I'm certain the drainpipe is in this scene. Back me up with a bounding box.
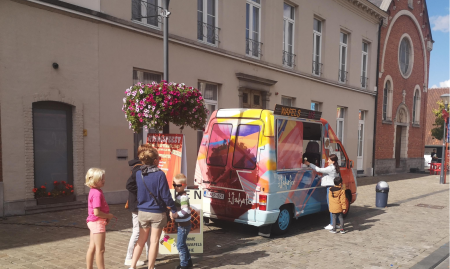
[372,18,383,176]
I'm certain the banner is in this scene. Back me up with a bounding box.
[147,134,187,188]
[159,189,203,254]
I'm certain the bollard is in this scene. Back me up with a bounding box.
[375,181,389,208]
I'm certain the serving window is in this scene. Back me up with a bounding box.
[276,119,322,170]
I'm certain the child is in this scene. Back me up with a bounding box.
[328,177,347,234]
[85,168,115,269]
[171,173,194,269]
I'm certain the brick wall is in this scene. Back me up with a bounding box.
[375,0,431,163]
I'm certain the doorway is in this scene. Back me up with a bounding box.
[395,125,402,168]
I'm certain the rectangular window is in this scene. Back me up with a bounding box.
[246,0,262,58]
[311,101,321,111]
[357,110,365,157]
[339,32,348,83]
[207,124,232,166]
[361,42,368,88]
[312,18,322,76]
[197,0,218,45]
[233,125,260,169]
[281,96,294,107]
[133,69,162,85]
[197,81,219,152]
[336,107,345,144]
[133,69,162,158]
[132,0,161,28]
[283,3,295,67]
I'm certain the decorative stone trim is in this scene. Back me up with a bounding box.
[23,90,84,202]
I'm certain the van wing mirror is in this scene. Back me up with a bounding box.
[349,160,353,169]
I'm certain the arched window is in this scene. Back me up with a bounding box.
[383,80,392,121]
[412,87,421,124]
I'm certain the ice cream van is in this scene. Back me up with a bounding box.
[194,105,357,236]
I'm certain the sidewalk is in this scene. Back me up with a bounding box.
[0,172,448,268]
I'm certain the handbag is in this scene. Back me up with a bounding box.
[140,173,171,221]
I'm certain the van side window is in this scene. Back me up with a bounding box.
[276,119,304,169]
[232,125,260,169]
[302,122,322,166]
[207,124,232,166]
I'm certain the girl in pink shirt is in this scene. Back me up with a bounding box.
[85,168,115,269]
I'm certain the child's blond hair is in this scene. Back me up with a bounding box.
[85,168,105,188]
[173,173,187,184]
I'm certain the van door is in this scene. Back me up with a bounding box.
[205,122,261,222]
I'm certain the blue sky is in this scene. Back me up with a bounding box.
[428,0,450,88]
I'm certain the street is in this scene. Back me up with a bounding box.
[0,173,448,269]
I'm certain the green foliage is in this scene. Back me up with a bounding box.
[431,100,446,141]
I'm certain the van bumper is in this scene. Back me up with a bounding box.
[204,209,280,227]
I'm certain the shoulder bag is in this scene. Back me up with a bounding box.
[140,173,171,221]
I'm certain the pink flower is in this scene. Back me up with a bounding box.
[139,118,143,122]
[199,96,203,100]
[138,113,142,117]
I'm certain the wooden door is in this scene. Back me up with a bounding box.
[395,125,402,168]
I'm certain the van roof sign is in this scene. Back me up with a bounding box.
[274,104,322,120]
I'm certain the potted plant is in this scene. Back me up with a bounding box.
[122,81,208,133]
[33,181,75,205]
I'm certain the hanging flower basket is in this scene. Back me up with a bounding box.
[122,81,209,133]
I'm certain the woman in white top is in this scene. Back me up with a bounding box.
[304,154,341,230]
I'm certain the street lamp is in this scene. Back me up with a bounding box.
[439,93,450,184]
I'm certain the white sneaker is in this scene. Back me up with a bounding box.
[324,224,333,230]
[124,259,144,266]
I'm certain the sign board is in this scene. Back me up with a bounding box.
[159,189,203,254]
[274,104,322,121]
[147,134,187,188]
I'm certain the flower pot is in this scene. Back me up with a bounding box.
[36,194,75,205]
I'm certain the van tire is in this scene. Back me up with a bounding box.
[272,205,293,235]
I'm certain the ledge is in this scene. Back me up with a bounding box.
[382,120,393,124]
[412,123,420,128]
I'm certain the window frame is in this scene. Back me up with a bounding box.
[246,0,262,59]
[131,0,162,30]
[311,101,321,112]
[197,0,219,46]
[197,81,219,152]
[338,32,348,83]
[281,96,294,107]
[206,123,233,167]
[412,86,421,125]
[283,3,295,68]
[361,42,369,88]
[312,18,323,76]
[382,77,394,122]
[336,107,345,144]
[398,34,414,79]
[232,124,261,170]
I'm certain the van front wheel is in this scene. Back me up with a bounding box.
[272,205,293,235]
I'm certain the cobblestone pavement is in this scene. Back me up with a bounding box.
[0,173,448,269]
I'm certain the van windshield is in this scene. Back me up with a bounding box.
[232,125,260,169]
[207,124,232,166]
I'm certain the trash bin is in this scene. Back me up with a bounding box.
[375,181,389,208]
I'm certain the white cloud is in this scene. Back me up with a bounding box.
[431,79,450,89]
[430,15,450,33]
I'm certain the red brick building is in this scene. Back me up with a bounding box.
[369,0,433,174]
[424,87,450,161]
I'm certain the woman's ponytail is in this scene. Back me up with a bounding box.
[329,154,340,175]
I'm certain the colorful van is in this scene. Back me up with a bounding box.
[194,106,357,236]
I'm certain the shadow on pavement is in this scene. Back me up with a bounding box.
[357,173,433,187]
[158,250,269,269]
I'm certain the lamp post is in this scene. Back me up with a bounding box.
[161,0,170,82]
[439,93,450,184]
